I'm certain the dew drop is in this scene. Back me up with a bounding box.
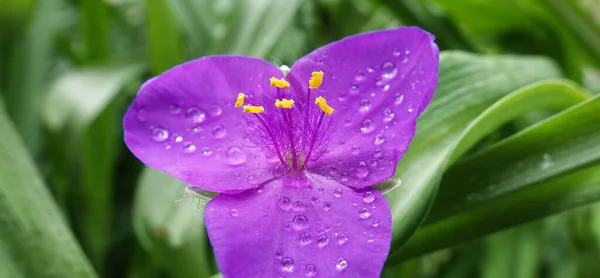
[372,220,380,227]
[169,104,182,114]
[374,134,386,145]
[335,257,348,270]
[292,215,309,229]
[383,84,390,92]
[183,142,196,153]
[152,128,169,142]
[226,147,247,165]
[275,250,283,259]
[317,236,329,247]
[293,201,305,211]
[185,107,207,123]
[192,124,203,133]
[305,264,317,277]
[333,189,343,198]
[368,234,376,242]
[351,145,360,156]
[373,149,383,158]
[212,125,227,139]
[356,162,369,178]
[393,49,401,56]
[210,105,222,116]
[281,257,294,272]
[367,67,374,73]
[383,109,395,122]
[359,99,371,113]
[337,233,348,245]
[381,62,398,79]
[355,71,366,82]
[359,207,371,219]
[323,201,332,211]
[349,84,359,94]
[360,119,375,134]
[363,191,375,203]
[201,147,212,156]
[299,233,311,245]
[407,105,415,113]
[229,209,238,217]
[279,197,291,210]
[174,135,183,143]
[394,93,405,105]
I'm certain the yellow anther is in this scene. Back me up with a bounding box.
[270,77,290,88]
[309,71,324,89]
[315,96,334,115]
[235,93,246,108]
[243,105,264,113]
[275,98,295,109]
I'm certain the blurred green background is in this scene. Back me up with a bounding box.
[2,0,600,277]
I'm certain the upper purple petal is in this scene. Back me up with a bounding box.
[123,56,285,193]
[204,173,391,278]
[289,27,439,188]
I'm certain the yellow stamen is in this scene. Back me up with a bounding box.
[235,93,246,108]
[243,105,264,113]
[270,77,290,88]
[275,98,295,109]
[309,71,324,89]
[315,96,334,115]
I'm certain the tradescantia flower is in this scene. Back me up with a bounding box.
[124,27,438,277]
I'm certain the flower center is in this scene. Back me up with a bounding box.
[233,70,334,174]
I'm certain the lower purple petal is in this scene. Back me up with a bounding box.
[205,173,391,277]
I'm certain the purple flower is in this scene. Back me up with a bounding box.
[124,27,438,277]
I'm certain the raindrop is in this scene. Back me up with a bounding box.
[226,147,247,165]
[355,71,366,82]
[323,201,332,211]
[338,93,347,102]
[333,189,343,198]
[541,153,553,169]
[381,62,398,79]
[299,233,311,245]
[363,191,375,203]
[275,250,283,259]
[174,135,183,143]
[279,197,291,210]
[183,142,196,153]
[360,119,375,134]
[229,209,238,217]
[165,144,171,150]
[373,149,383,158]
[337,233,348,245]
[192,124,203,133]
[292,215,309,229]
[305,264,317,277]
[359,99,371,112]
[356,162,369,178]
[367,67,374,73]
[368,234,375,242]
[335,257,348,270]
[372,220,380,227]
[351,145,360,156]
[393,49,401,56]
[383,84,390,92]
[350,84,359,94]
[293,201,305,211]
[186,107,207,123]
[152,128,169,142]
[281,257,294,272]
[210,105,222,116]
[317,236,329,247]
[341,171,349,182]
[201,147,212,156]
[407,105,415,113]
[212,125,227,138]
[383,109,395,122]
[359,207,371,219]
[169,104,182,114]
[394,93,404,105]
[374,135,386,145]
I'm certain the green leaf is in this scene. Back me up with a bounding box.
[133,168,213,278]
[386,51,563,258]
[391,93,600,261]
[0,102,96,277]
[147,0,182,74]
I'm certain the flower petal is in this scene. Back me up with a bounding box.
[289,27,439,187]
[124,56,285,193]
[205,173,391,277]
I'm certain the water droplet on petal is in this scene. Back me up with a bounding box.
[374,134,386,145]
[293,201,305,211]
[394,93,404,105]
[337,233,348,245]
[363,191,375,203]
[351,145,360,156]
[383,84,390,91]
[210,105,222,116]
[356,162,369,178]
[359,99,371,113]
[229,209,238,217]
[333,189,343,198]
[324,224,332,231]
[355,71,366,82]
[305,264,317,277]
[373,220,380,227]
[186,107,207,123]
[192,124,203,133]
[275,250,283,259]
[350,84,359,94]
[359,207,371,219]
[383,109,395,122]
[373,149,383,158]
[201,147,212,156]
[408,105,415,113]
[212,125,227,139]
[279,197,291,210]
[281,257,294,272]
[317,236,329,247]
[393,49,401,56]
[152,128,169,142]
[169,104,182,114]
[368,234,375,242]
[299,233,311,245]
[335,257,348,270]
[323,201,332,211]
[183,142,196,153]
[292,215,309,229]
[382,62,397,79]
[360,119,375,134]
[174,135,183,143]
[226,147,247,165]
